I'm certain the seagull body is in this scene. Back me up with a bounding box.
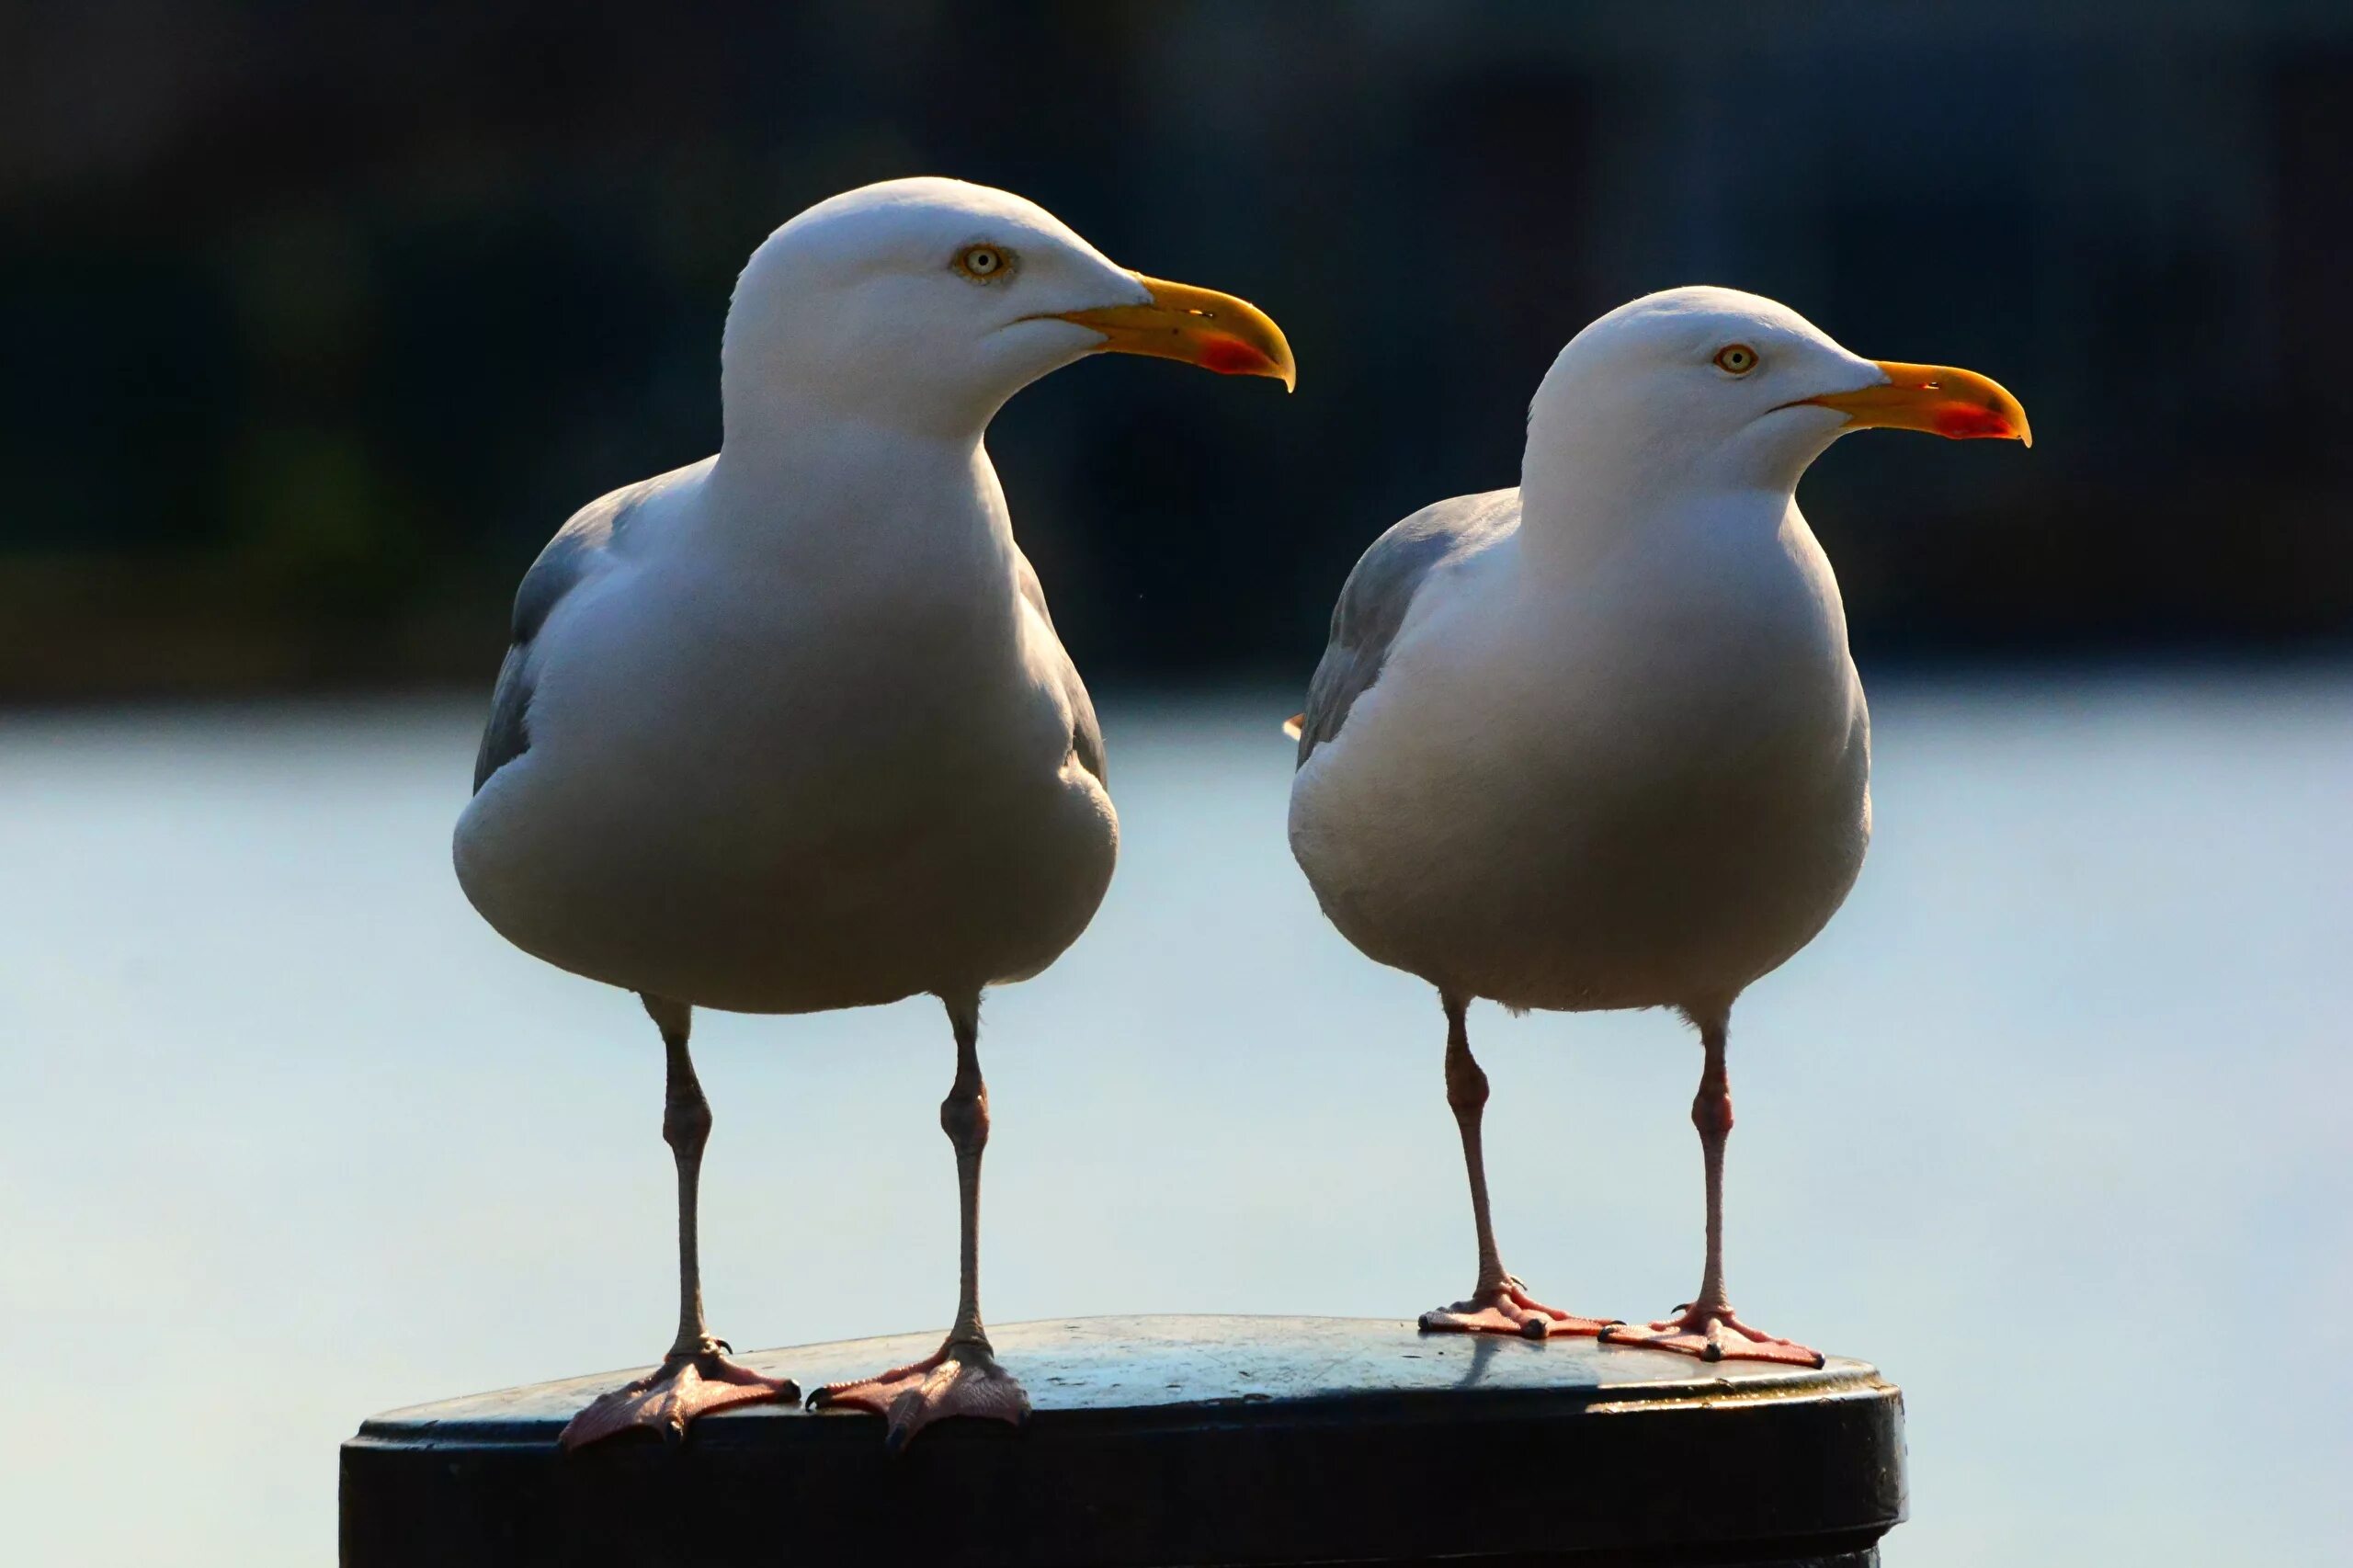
[454,177,1292,1449]
[1291,483,1867,1016]
[1290,287,2026,1358]
[457,438,1112,1017]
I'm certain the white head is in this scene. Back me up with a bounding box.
[1523,285,2029,518]
[720,176,1293,444]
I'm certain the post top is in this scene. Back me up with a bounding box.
[366,1313,1878,1435]
[345,1315,1905,1568]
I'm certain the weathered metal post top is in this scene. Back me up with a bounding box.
[341,1315,1904,1567]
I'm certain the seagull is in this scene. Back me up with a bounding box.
[454,176,1293,1449]
[1287,287,2026,1362]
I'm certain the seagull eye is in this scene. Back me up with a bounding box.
[1713,344,1758,374]
[953,244,1012,282]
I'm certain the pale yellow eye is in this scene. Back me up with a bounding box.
[953,244,1011,281]
[1714,344,1758,374]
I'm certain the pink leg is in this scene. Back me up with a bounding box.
[1602,1011,1822,1368]
[809,992,1028,1450]
[1420,994,1615,1341]
[560,998,799,1449]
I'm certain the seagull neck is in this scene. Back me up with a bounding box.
[704,419,1012,570]
[1518,442,1798,575]
[722,358,1005,451]
[720,381,994,460]
[714,412,988,499]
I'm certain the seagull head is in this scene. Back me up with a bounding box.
[721,176,1294,441]
[1524,285,2029,509]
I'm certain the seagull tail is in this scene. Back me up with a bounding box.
[1281,713,1304,741]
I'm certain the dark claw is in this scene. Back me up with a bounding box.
[1518,1316,1548,1341]
[1699,1343,1723,1363]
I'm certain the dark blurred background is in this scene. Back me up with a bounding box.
[6,0,2350,699]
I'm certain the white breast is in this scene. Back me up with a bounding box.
[455,444,1117,1015]
[1290,498,1870,1013]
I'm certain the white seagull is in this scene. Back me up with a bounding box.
[455,177,1293,1449]
[1287,287,2026,1362]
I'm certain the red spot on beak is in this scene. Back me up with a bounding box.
[1199,335,1272,377]
[1933,403,2018,440]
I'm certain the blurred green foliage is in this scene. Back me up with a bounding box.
[4,1,2349,697]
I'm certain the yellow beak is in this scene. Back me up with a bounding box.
[1794,360,2031,448]
[1052,274,1296,392]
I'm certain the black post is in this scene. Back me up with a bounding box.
[341,1315,1904,1567]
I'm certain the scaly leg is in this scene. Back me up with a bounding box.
[560,996,799,1449]
[1602,1009,1822,1367]
[809,991,1029,1449]
[1420,993,1614,1341]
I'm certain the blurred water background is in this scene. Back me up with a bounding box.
[2,677,2347,1565]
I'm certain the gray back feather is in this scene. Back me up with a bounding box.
[472,478,655,791]
[1295,488,1520,767]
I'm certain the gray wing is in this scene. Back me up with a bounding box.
[471,480,652,792]
[1295,488,1520,767]
[1017,551,1107,786]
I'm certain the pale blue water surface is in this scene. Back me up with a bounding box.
[1,672,2347,1565]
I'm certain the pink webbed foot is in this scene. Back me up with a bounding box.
[1600,1303,1824,1367]
[807,1335,1029,1452]
[1419,1277,1618,1341]
[558,1345,800,1450]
